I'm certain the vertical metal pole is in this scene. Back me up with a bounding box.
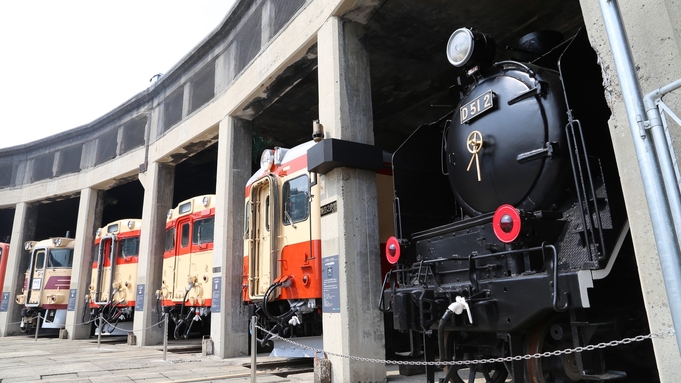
[163,313,169,361]
[251,316,257,382]
[98,312,102,348]
[34,314,40,342]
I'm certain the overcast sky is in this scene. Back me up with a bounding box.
[0,1,236,149]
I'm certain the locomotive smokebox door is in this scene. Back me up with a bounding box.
[447,64,568,216]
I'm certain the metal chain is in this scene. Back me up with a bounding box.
[255,325,673,366]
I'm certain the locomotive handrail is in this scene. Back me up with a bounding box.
[565,119,607,263]
[493,60,536,77]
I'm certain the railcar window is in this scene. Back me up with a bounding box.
[266,195,270,231]
[119,237,140,258]
[181,222,190,248]
[48,249,73,268]
[283,175,309,225]
[165,228,176,251]
[193,217,215,245]
[244,201,250,238]
[34,250,46,269]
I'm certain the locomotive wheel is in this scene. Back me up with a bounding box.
[443,331,508,383]
[526,317,603,383]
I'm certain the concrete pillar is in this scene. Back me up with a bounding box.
[317,16,385,382]
[65,188,103,339]
[578,1,681,381]
[0,202,38,336]
[210,116,252,358]
[134,162,175,346]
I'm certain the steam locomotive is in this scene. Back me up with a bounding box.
[15,236,74,334]
[381,28,657,382]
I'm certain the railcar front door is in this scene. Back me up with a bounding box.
[26,249,46,307]
[248,175,279,301]
[173,218,192,303]
[94,236,116,304]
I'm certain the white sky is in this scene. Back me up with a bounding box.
[0,0,236,149]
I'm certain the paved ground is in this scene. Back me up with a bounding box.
[0,335,449,382]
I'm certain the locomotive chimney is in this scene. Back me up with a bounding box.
[312,120,324,142]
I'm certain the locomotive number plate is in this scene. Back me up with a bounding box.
[460,90,494,124]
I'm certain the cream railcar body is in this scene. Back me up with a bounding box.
[16,237,74,333]
[157,195,215,339]
[88,219,142,335]
[243,140,394,356]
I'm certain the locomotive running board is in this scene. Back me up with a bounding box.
[412,212,494,241]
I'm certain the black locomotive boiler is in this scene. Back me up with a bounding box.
[381,28,657,382]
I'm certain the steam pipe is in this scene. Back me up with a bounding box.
[599,0,681,354]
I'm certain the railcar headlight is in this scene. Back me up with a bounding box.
[24,242,34,251]
[127,220,134,229]
[446,28,496,68]
[96,228,101,236]
[167,209,173,220]
[53,238,62,246]
[260,149,275,170]
[273,147,289,166]
[202,196,210,207]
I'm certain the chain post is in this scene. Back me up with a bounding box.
[34,315,40,342]
[97,312,102,348]
[251,316,257,382]
[163,312,169,361]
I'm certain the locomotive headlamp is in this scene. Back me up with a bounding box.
[446,28,496,68]
[493,204,521,243]
[260,149,275,170]
[386,236,401,265]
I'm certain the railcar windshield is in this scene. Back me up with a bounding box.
[193,217,214,245]
[119,237,140,258]
[165,227,176,251]
[283,175,309,225]
[47,249,73,268]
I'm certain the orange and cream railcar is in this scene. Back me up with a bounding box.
[243,140,394,356]
[0,242,9,299]
[157,195,215,339]
[15,236,74,334]
[88,219,142,335]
